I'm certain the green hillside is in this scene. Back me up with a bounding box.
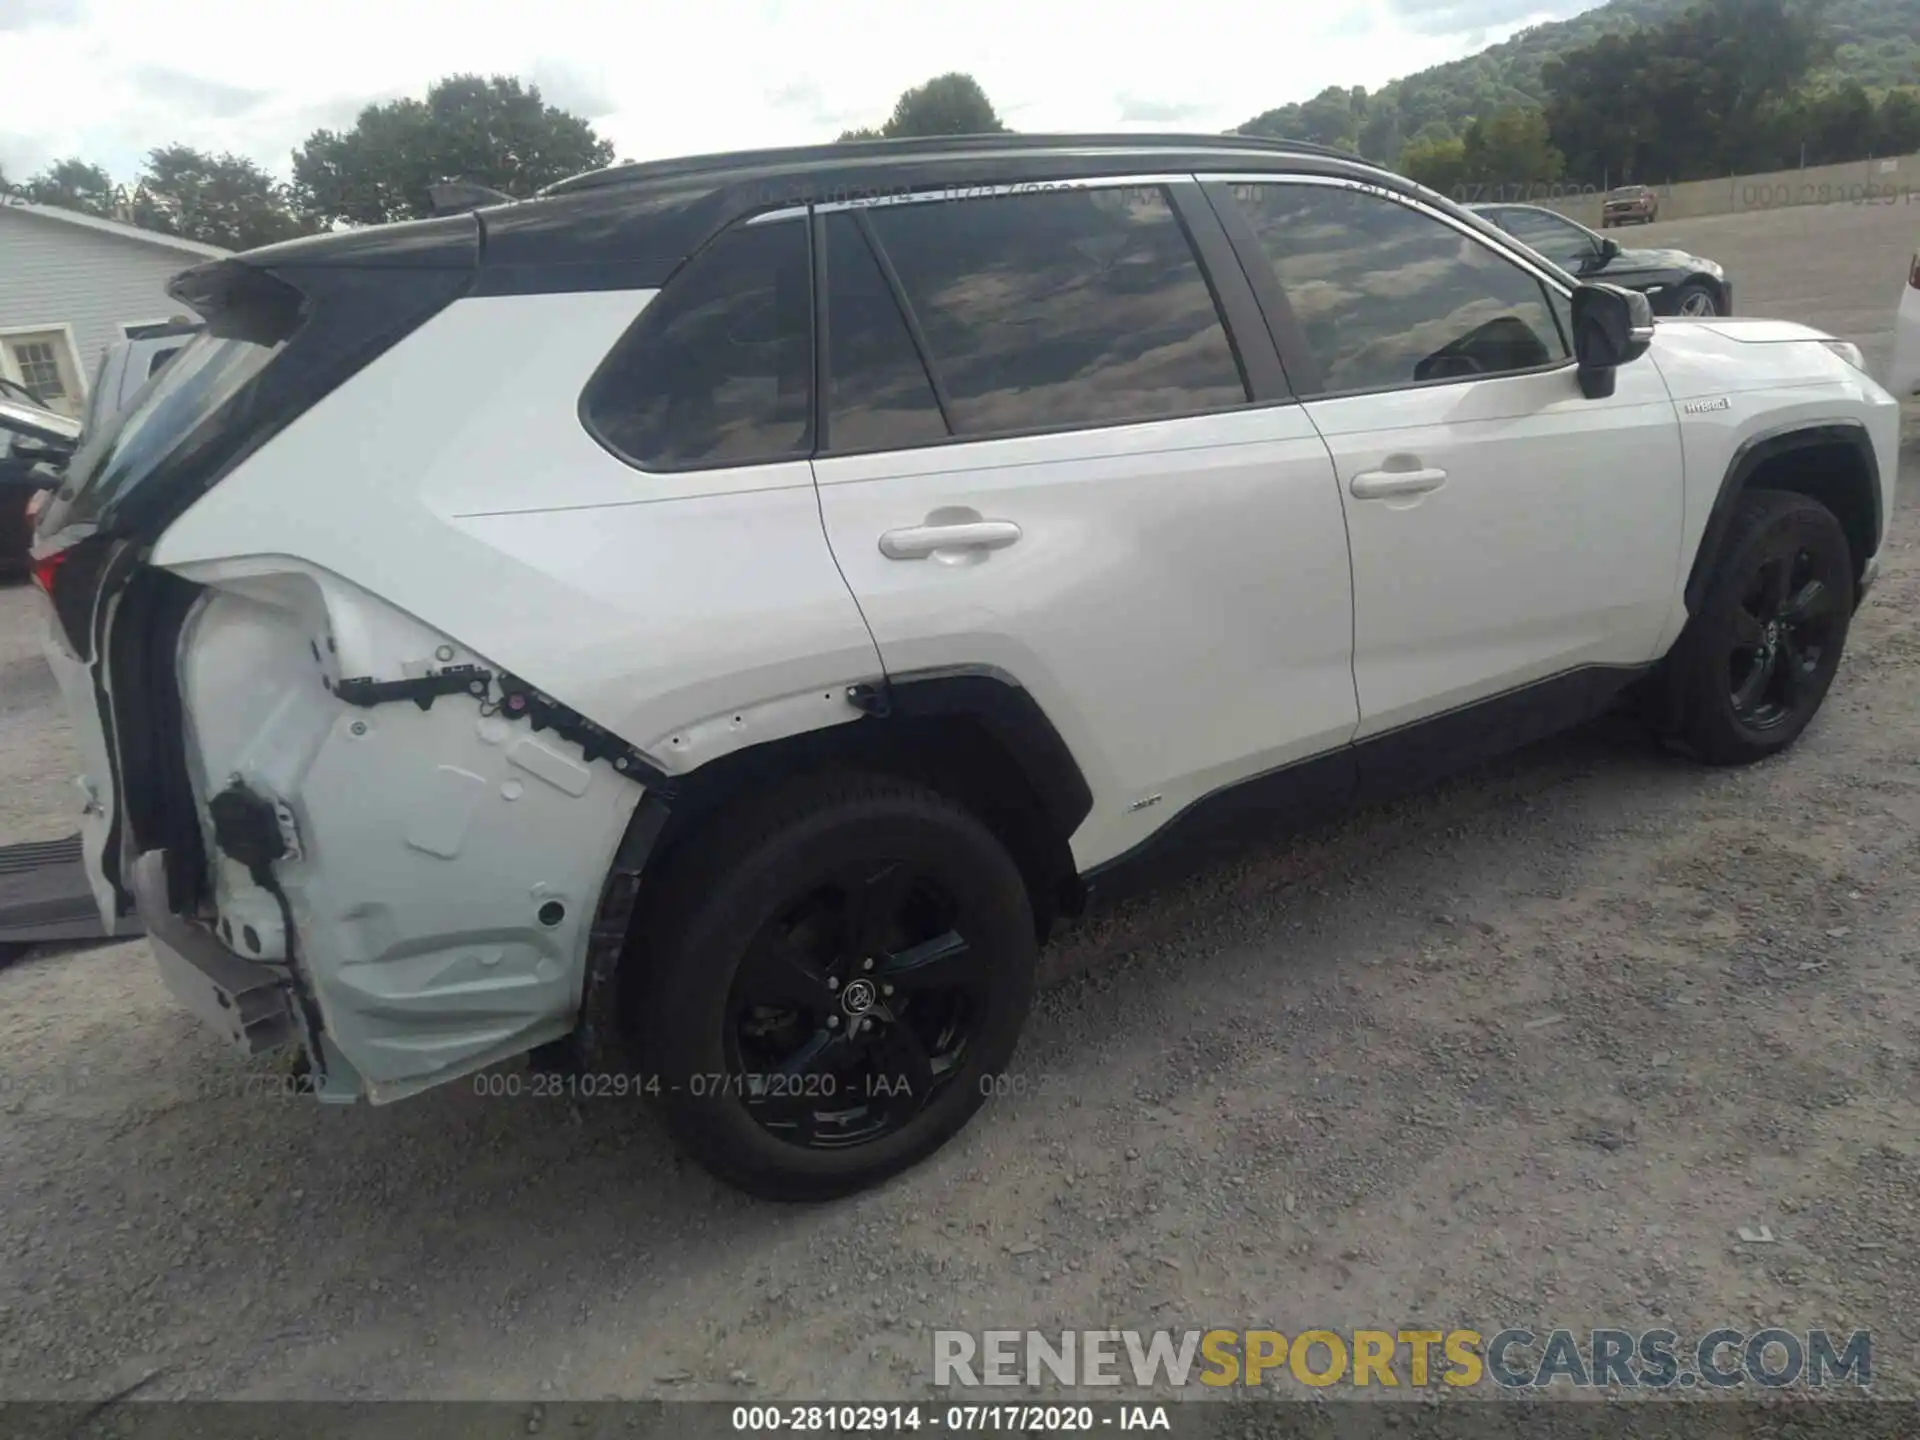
[1239,0,1920,160]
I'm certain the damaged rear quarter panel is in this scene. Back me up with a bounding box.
[145,290,886,763]
[171,558,642,1099]
[145,289,887,1097]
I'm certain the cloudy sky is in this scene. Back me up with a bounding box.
[1,0,1594,185]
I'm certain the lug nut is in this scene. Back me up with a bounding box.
[828,977,840,990]
[827,1015,840,1028]
[882,984,894,996]
[863,958,874,971]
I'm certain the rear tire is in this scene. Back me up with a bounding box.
[638,772,1037,1201]
[1662,489,1854,766]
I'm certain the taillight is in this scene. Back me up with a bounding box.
[30,535,112,659]
[30,547,68,598]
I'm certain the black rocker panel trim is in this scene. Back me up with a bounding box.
[1684,421,1882,615]
[1082,664,1647,908]
[1349,663,1644,808]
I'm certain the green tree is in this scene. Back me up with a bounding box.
[836,73,1008,141]
[1358,104,1405,165]
[1295,86,1364,150]
[1460,106,1567,188]
[130,145,308,251]
[21,158,117,217]
[1399,134,1469,194]
[1805,79,1878,160]
[1242,85,1367,153]
[1543,0,1830,182]
[883,72,1006,137]
[1877,86,1920,153]
[291,74,615,227]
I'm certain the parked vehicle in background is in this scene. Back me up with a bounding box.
[1602,184,1660,226]
[1891,250,1920,401]
[83,322,202,436]
[0,132,1901,1200]
[0,377,64,475]
[0,382,48,581]
[1473,203,1732,316]
[0,330,196,580]
[0,386,79,580]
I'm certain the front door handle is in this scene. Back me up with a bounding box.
[879,519,1023,560]
[1349,467,1448,500]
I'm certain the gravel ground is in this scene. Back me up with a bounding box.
[2,200,1919,1408]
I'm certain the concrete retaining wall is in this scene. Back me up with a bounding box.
[1449,151,1920,226]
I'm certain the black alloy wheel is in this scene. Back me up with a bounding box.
[640,773,1037,1200]
[727,858,983,1149]
[1726,543,1844,732]
[1665,488,1855,765]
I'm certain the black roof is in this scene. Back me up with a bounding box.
[468,131,1408,297]
[232,131,1490,300]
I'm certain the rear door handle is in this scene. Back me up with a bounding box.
[1349,467,1449,500]
[879,520,1023,560]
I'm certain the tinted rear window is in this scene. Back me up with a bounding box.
[584,219,815,470]
[863,186,1248,437]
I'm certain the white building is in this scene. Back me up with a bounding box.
[0,199,227,417]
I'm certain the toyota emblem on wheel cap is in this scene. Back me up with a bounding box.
[840,978,878,1015]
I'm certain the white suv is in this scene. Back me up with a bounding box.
[12,135,1902,1199]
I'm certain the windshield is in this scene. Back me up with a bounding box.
[40,331,280,534]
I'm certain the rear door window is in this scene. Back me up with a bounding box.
[584,218,814,470]
[862,185,1248,438]
[823,213,949,452]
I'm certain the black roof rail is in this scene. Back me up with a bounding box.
[541,130,1370,197]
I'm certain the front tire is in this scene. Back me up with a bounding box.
[1674,279,1721,316]
[1663,489,1854,766]
[638,773,1037,1201]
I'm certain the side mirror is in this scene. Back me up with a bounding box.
[1571,282,1655,399]
[1597,236,1622,266]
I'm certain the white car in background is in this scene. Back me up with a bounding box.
[1893,249,1920,401]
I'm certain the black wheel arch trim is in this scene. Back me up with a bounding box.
[871,666,1095,843]
[1684,420,1882,615]
[561,666,1090,1068]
